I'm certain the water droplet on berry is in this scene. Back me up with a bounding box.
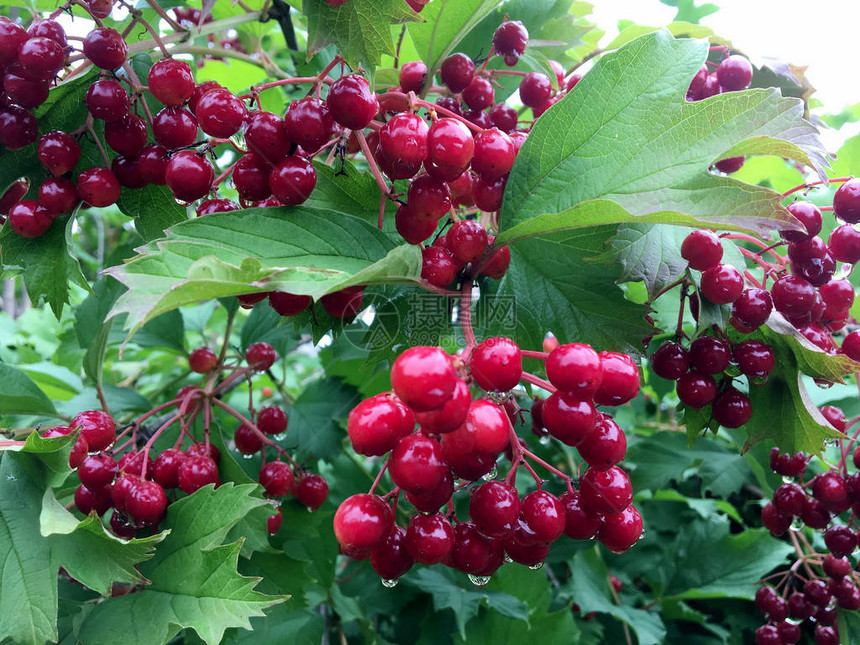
[482,464,498,480]
[815,379,834,389]
[528,562,544,570]
[790,516,804,532]
[381,578,399,588]
[782,475,795,484]
[750,376,769,386]
[274,432,287,441]
[468,574,491,586]
[504,554,513,563]
[539,435,551,446]
[637,530,646,541]
[242,454,253,460]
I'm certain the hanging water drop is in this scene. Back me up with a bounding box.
[528,561,544,570]
[539,435,551,446]
[381,578,399,588]
[483,464,498,480]
[504,554,513,563]
[468,575,491,586]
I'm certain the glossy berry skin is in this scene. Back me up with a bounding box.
[188,347,217,373]
[676,371,717,409]
[472,174,506,212]
[82,28,127,70]
[812,471,848,503]
[842,330,860,362]
[138,144,170,185]
[75,484,112,516]
[488,103,518,133]
[148,58,195,107]
[388,434,447,494]
[427,118,474,171]
[448,522,496,574]
[333,494,393,552]
[380,113,429,166]
[822,406,847,432]
[37,131,81,177]
[700,263,743,304]
[519,72,552,108]
[76,167,121,208]
[594,352,639,406]
[405,470,453,513]
[177,455,219,494]
[650,341,689,380]
[196,198,239,216]
[447,220,488,263]
[370,526,414,580]
[471,128,516,180]
[326,74,378,130]
[78,453,117,489]
[470,337,522,392]
[407,174,451,221]
[0,179,29,215]
[439,53,475,93]
[577,413,627,471]
[715,55,752,91]
[541,391,597,446]
[165,151,213,202]
[269,156,316,206]
[18,37,64,80]
[734,340,775,379]
[421,246,458,288]
[293,474,329,510]
[560,490,602,539]
[126,480,168,525]
[321,286,364,318]
[8,201,52,238]
[257,406,288,435]
[833,178,860,224]
[399,60,427,93]
[711,388,752,428]
[714,157,744,173]
[0,105,38,150]
[470,480,520,537]
[405,512,455,565]
[598,504,642,553]
[284,97,335,152]
[492,21,529,59]
[266,291,309,317]
[85,79,129,121]
[242,342,275,372]
[771,274,815,319]
[348,393,413,456]
[480,240,512,281]
[689,336,731,374]
[545,342,603,398]
[828,223,860,264]
[580,466,633,515]
[152,107,199,148]
[111,473,136,513]
[681,230,723,270]
[521,490,565,543]
[233,153,272,201]
[233,424,263,455]
[194,88,246,138]
[390,346,457,412]
[259,461,293,497]
[267,509,283,535]
[71,410,116,452]
[824,525,856,558]
[0,21,28,65]
[730,288,773,333]
[153,448,187,489]
[782,200,822,242]
[462,76,494,111]
[245,111,290,164]
[444,399,510,457]
[413,379,470,434]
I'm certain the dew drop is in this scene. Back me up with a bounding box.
[814,378,835,390]
[539,435,551,446]
[242,453,253,460]
[782,475,795,484]
[483,464,498,481]
[381,578,399,588]
[790,516,804,532]
[468,575,491,587]
[637,530,646,541]
[504,554,513,563]
[274,432,287,441]
[528,561,544,570]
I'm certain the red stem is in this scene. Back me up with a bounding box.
[520,371,557,393]
[782,176,854,198]
[521,447,572,483]
[459,280,478,351]
[521,350,549,360]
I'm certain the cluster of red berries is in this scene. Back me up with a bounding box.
[324,0,430,10]
[41,339,327,540]
[687,52,753,174]
[333,337,642,584]
[754,411,860,645]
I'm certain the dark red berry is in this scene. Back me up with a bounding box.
[519,72,552,108]
[333,493,392,553]
[492,21,529,60]
[245,341,276,370]
[681,229,723,270]
[700,263,743,304]
[8,200,52,237]
[440,53,475,93]
[462,76,494,111]
[82,27,127,70]
[689,336,731,374]
[470,480,520,537]
[126,480,168,524]
[268,291,311,316]
[194,88,246,138]
[472,128,515,180]
[152,106,199,148]
[293,473,329,510]
[259,461,293,497]
[177,455,219,493]
[148,58,195,107]
[257,405,288,435]
[165,151,213,202]
[541,391,596,446]
[326,74,378,130]
[71,410,116,452]
[676,371,717,409]
[715,55,752,91]
[269,156,316,206]
[598,504,642,553]
[734,340,775,379]
[370,526,413,579]
[188,347,217,373]
[470,337,522,392]
[283,97,335,152]
[577,413,627,471]
[399,60,427,94]
[834,178,860,224]
[546,342,602,397]
[85,79,129,121]
[650,341,690,380]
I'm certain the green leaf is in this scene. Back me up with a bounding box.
[609,224,688,300]
[838,610,860,645]
[283,377,358,461]
[118,184,189,243]
[659,0,719,23]
[0,362,58,416]
[105,208,423,337]
[478,228,654,354]
[75,278,124,386]
[2,431,74,488]
[408,0,500,84]
[40,489,164,595]
[77,484,286,645]
[565,548,667,645]
[662,522,793,600]
[498,30,829,245]
[304,0,420,72]
[0,214,89,318]
[405,568,530,640]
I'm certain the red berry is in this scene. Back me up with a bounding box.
[245,111,290,164]
[541,391,597,446]
[470,337,522,392]
[8,200,52,237]
[74,484,112,516]
[148,58,195,107]
[138,144,170,185]
[413,379,470,434]
[842,330,860,361]
[0,105,38,150]
[492,21,529,60]
[78,453,117,489]
[676,371,717,409]
[762,501,790,534]
[177,455,219,494]
[153,448,187,489]
[730,288,773,333]
[689,336,731,374]
[681,229,723,270]
[71,410,116,452]
[188,81,222,114]
[85,79,129,121]
[711,388,752,428]
[405,512,455,564]
[233,152,272,202]
[320,286,364,318]
[577,413,627,471]
[380,113,428,166]
[293,474,329,510]
[257,405,288,435]
[267,508,283,534]
[462,76,494,112]
[439,53,475,93]
[560,490,602,539]
[594,351,639,406]
[828,224,860,264]
[782,200,822,242]
[391,346,457,412]
[472,128,515,180]
[82,27,127,70]
[399,60,427,94]
[834,178,860,224]
[447,219,488,263]
[469,480,520,537]
[823,405,847,432]
[421,245,458,288]
[234,424,263,455]
[165,151,213,202]
[580,466,632,515]
[333,493,393,552]
[488,103,518,132]
[545,342,603,397]
[326,74,378,130]
[0,179,29,215]
[0,21,28,66]
[519,72,552,108]
[650,341,690,380]
[427,118,474,172]
[259,461,293,497]
[76,167,121,208]
[188,347,217,373]
[700,263,743,304]
[370,526,413,579]
[715,55,752,91]
[771,275,815,318]
[126,480,168,524]
[448,522,496,574]
[268,291,311,316]
[521,490,565,543]
[388,433,447,494]
[194,88,247,138]
[152,106,199,148]
[283,97,335,153]
[269,156,316,206]
[472,174,506,212]
[598,504,642,553]
[37,131,81,177]
[734,340,775,379]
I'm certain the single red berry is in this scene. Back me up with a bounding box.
[676,371,717,409]
[257,405,288,435]
[188,347,217,373]
[283,97,336,153]
[390,346,457,412]
[267,508,283,535]
[470,480,520,537]
[237,292,269,309]
[138,144,170,185]
[395,203,436,244]
[711,388,752,428]
[233,424,263,455]
[194,88,247,138]
[462,76,495,112]
[405,470,453,513]
[405,512,455,565]
[370,526,414,580]
[82,27,127,70]
[197,198,239,216]
[148,58,195,107]
[268,291,311,316]
[293,474,329,510]
[521,490,565,543]
[408,173,452,221]
[74,484,112,516]
[186,442,220,464]
[822,405,847,432]
[545,342,603,397]
[689,336,731,374]
[259,461,293,497]
[594,351,639,406]
[269,156,316,206]
[399,60,427,94]
[834,178,860,224]
[233,152,273,202]
[681,230,723,270]
[470,337,522,392]
[842,330,860,361]
[245,111,290,164]
[78,453,118,489]
[177,455,219,494]
[448,522,496,574]
[3,68,50,108]
[427,118,474,172]
[812,471,848,504]
[165,151,213,202]
[126,480,168,525]
[8,200,52,237]
[333,493,393,553]
[380,113,429,166]
[388,433,447,494]
[326,74,378,130]
[519,72,552,108]
[715,55,752,91]
[0,179,29,215]
[472,174,506,212]
[541,391,597,446]
[152,106,199,148]
[730,288,773,333]
[580,466,632,515]
[447,219,488,264]
[76,167,121,208]
[0,21,28,65]
[781,200,822,242]
[734,340,775,379]
[828,224,860,264]
[472,128,515,180]
[700,263,744,304]
[559,490,602,539]
[598,504,642,553]
[85,79,129,121]
[492,21,529,60]
[421,245,458,288]
[413,379,470,434]
[439,53,475,93]
[650,341,690,380]
[0,105,38,150]
[320,286,364,318]
[71,410,116,452]
[577,413,627,471]
[153,448,187,489]
[245,341,277,369]
[37,131,81,177]
[188,80,222,113]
